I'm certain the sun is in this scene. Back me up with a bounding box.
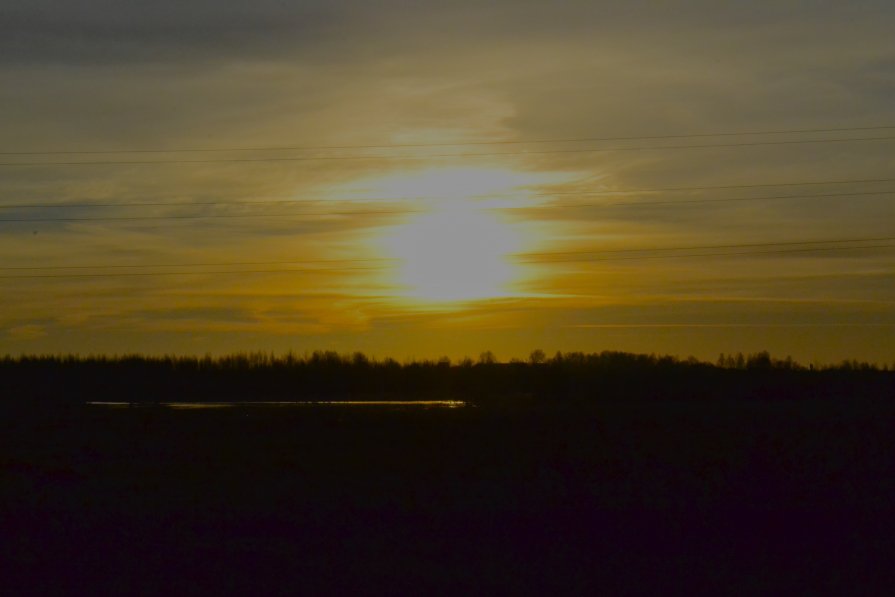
[339,165,575,304]
[383,202,523,302]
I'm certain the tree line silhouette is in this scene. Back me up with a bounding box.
[2,350,892,404]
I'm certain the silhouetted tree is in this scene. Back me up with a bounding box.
[478,351,497,365]
[529,349,547,365]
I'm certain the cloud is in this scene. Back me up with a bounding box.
[0,1,339,65]
[7,324,48,340]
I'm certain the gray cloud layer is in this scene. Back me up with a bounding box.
[4,1,893,65]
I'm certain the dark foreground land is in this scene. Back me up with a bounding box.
[2,354,895,594]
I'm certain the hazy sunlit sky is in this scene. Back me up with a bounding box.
[2,1,894,363]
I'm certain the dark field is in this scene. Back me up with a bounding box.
[3,397,895,595]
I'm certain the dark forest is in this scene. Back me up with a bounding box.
[3,350,893,404]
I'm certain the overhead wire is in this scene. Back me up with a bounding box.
[0,189,895,223]
[3,236,893,279]
[2,178,895,211]
[2,124,894,155]
[2,136,895,167]
[521,244,895,264]
[517,236,895,260]
[0,257,393,271]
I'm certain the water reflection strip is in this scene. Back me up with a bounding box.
[86,400,467,409]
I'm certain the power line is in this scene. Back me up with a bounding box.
[3,245,892,280]
[3,125,894,156]
[0,208,419,223]
[0,190,890,223]
[0,257,394,271]
[3,236,893,278]
[519,236,895,260]
[568,323,895,328]
[3,178,895,211]
[0,199,413,210]
[529,190,895,211]
[524,244,895,264]
[2,136,894,167]
[536,177,895,196]
[0,266,385,280]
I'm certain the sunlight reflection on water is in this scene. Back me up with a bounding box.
[86,400,467,409]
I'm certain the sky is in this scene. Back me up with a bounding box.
[1,1,894,364]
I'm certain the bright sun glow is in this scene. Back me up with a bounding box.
[383,202,523,302]
[360,167,565,303]
[331,166,579,304]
